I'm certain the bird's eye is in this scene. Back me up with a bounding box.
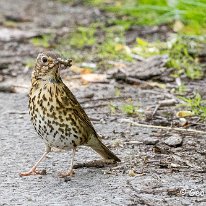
[42,56,48,63]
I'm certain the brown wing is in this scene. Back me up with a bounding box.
[60,82,121,162]
[61,83,98,136]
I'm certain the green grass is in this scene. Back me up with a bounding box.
[132,35,206,80]
[120,103,139,115]
[66,27,96,49]
[57,25,133,65]
[132,38,168,58]
[54,0,206,120]
[83,0,206,35]
[179,93,206,119]
[166,36,204,80]
[97,26,132,61]
[55,0,206,81]
[109,101,139,115]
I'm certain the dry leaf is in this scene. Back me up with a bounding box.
[176,111,194,118]
[81,74,107,83]
[70,65,83,74]
[80,68,93,74]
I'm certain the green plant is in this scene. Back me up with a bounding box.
[175,84,187,95]
[167,36,204,79]
[31,34,53,48]
[132,38,168,57]
[132,36,205,80]
[120,103,139,115]
[98,26,132,61]
[179,93,206,118]
[65,27,96,49]
[82,0,206,34]
[109,102,139,115]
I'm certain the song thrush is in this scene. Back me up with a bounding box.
[20,51,120,177]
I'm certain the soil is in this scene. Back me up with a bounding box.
[0,0,205,206]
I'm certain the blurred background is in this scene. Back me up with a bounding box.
[1,0,206,94]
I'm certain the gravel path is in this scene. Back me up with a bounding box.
[1,93,205,206]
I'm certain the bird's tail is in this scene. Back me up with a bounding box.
[88,137,121,162]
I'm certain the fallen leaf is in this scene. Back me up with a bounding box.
[136,38,148,47]
[81,74,107,83]
[80,68,93,74]
[176,111,194,118]
[70,65,83,74]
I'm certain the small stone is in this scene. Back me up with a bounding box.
[143,137,159,145]
[164,134,183,147]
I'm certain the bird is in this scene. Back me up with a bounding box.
[20,51,120,177]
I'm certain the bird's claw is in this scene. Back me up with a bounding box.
[19,169,46,177]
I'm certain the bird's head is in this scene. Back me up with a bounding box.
[33,51,72,82]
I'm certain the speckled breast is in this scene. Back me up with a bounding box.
[29,85,85,150]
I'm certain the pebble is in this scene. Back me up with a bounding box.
[164,134,183,146]
[143,137,159,145]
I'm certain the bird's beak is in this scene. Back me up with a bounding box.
[57,58,72,69]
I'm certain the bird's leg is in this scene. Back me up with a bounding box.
[19,147,51,177]
[59,148,76,177]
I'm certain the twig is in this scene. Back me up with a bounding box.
[152,99,177,116]
[2,111,27,115]
[152,104,160,117]
[125,141,143,145]
[120,119,206,135]
[73,160,117,169]
[80,96,131,104]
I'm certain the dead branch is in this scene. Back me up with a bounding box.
[120,119,206,135]
[80,95,131,104]
[152,99,177,116]
[73,160,117,169]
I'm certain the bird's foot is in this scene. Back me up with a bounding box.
[58,170,75,178]
[19,168,46,177]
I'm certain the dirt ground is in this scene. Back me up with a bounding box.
[0,0,206,206]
